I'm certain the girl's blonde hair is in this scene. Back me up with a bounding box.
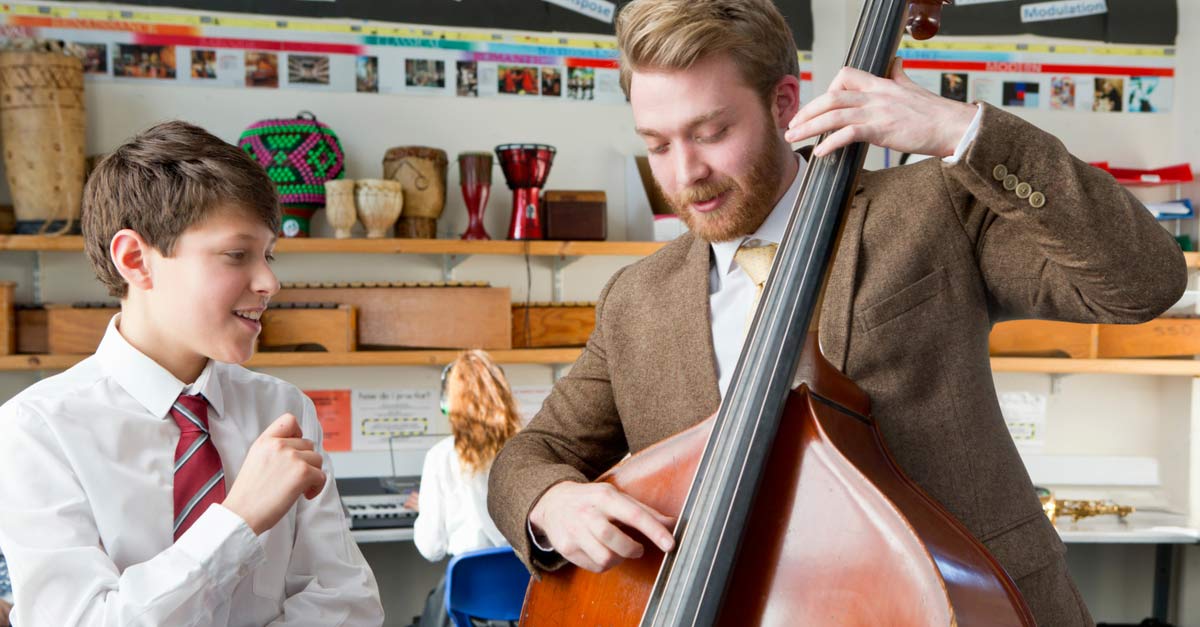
[445,350,522,475]
[616,0,799,103]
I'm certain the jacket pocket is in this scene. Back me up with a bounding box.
[980,512,1066,582]
[859,267,949,332]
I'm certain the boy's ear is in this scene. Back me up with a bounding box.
[109,229,154,291]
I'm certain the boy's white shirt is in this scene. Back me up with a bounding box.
[0,315,383,626]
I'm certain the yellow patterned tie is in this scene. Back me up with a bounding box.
[734,242,779,331]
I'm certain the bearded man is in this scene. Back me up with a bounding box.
[487,1,1185,624]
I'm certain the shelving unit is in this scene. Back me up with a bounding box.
[3,236,1197,374]
[0,235,666,257]
[3,235,1193,265]
[3,351,1200,374]
[0,235,666,300]
[0,349,583,371]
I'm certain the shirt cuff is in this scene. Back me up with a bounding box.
[527,517,555,553]
[942,103,983,165]
[174,504,266,590]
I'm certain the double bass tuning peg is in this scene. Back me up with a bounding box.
[907,0,953,41]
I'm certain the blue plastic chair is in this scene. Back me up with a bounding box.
[444,547,530,627]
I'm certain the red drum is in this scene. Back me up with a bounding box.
[495,143,555,240]
[458,152,493,240]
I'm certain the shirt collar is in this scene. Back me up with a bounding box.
[711,152,807,276]
[96,314,223,420]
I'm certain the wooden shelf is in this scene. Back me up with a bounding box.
[4,235,1190,267]
[0,235,665,257]
[4,350,1200,375]
[990,357,1200,376]
[0,348,585,371]
[0,235,88,252]
[0,354,83,370]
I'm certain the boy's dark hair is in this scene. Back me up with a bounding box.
[82,120,280,298]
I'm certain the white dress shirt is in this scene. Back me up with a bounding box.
[710,106,984,398]
[0,316,384,627]
[414,437,508,562]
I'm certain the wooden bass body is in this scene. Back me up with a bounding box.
[520,336,1033,626]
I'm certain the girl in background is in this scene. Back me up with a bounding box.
[409,350,521,627]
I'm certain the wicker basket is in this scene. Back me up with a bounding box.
[0,51,86,235]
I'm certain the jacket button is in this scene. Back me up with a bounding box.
[1015,182,1033,199]
[1003,174,1019,191]
[1029,191,1046,208]
[992,164,1008,181]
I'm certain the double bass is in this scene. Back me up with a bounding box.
[520,0,1036,624]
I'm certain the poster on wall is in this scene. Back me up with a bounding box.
[56,0,817,51]
[0,3,816,105]
[900,39,1176,114]
[999,391,1048,454]
[349,388,445,452]
[304,389,353,452]
[305,385,553,452]
[940,0,1176,46]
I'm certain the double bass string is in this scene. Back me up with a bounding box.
[641,1,911,625]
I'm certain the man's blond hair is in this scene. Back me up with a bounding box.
[616,0,799,102]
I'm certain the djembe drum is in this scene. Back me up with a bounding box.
[458,152,493,240]
[384,146,448,239]
[495,143,555,240]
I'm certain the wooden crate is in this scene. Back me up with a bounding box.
[1098,318,1200,358]
[276,282,511,350]
[259,304,357,353]
[15,306,47,354]
[512,302,596,348]
[989,320,1098,359]
[47,304,117,354]
[990,317,1200,359]
[0,281,13,355]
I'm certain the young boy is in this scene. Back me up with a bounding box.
[0,121,384,625]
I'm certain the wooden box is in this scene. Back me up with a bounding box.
[276,282,512,350]
[16,306,47,354]
[990,317,1200,359]
[0,281,13,355]
[47,304,117,354]
[989,320,1097,359]
[1098,317,1200,358]
[512,302,596,348]
[259,304,357,353]
[543,190,606,241]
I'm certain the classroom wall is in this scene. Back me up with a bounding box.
[0,0,1197,623]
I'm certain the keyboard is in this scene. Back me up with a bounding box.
[337,476,419,530]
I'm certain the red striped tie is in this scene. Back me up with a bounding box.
[171,394,226,541]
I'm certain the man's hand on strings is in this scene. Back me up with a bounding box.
[529,481,675,573]
[785,59,977,159]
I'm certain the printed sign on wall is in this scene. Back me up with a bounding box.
[900,39,1175,114]
[0,3,816,105]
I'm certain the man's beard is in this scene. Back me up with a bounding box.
[664,122,786,243]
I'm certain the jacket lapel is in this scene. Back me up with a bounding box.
[677,234,722,414]
[819,182,870,373]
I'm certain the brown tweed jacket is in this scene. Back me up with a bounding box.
[488,104,1187,622]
